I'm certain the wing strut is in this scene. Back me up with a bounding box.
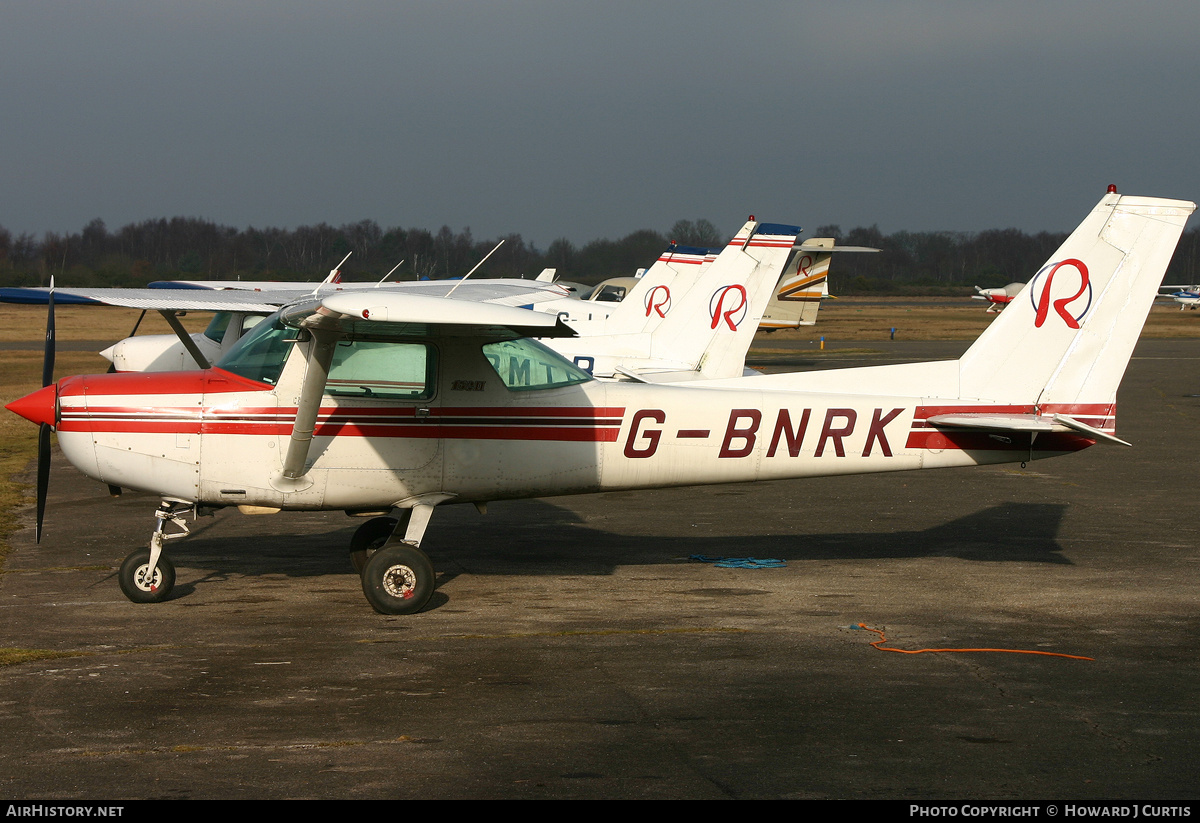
[157,310,212,369]
[278,327,339,485]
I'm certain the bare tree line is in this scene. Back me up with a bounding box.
[1,216,1197,293]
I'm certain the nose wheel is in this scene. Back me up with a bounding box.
[117,499,194,605]
[118,550,176,603]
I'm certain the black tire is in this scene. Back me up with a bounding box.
[118,550,176,604]
[360,543,435,615]
[349,514,407,574]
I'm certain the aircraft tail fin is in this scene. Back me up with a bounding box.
[649,220,801,378]
[760,238,834,329]
[597,244,721,335]
[957,192,1195,410]
[553,221,800,380]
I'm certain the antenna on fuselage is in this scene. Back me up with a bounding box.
[445,240,505,297]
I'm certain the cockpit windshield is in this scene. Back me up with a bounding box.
[213,312,294,385]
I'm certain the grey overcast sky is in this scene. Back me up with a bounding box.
[2,1,1197,247]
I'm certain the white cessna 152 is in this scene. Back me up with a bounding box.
[6,190,1192,615]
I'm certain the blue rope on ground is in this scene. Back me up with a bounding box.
[689,554,786,569]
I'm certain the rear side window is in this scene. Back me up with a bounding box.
[482,338,592,391]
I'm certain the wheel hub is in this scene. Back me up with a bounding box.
[381,564,417,600]
[134,564,162,592]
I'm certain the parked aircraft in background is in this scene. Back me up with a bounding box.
[0,278,573,369]
[973,282,1025,311]
[760,239,877,330]
[6,191,1192,616]
[0,221,801,383]
[1158,285,1200,309]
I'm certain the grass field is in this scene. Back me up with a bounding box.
[2,298,1198,560]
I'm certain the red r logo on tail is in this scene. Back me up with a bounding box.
[1031,258,1092,329]
[709,285,748,330]
[645,285,671,318]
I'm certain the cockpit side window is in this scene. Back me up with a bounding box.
[326,340,435,400]
[202,312,233,343]
[482,338,592,391]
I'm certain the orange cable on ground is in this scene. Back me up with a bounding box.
[853,623,1093,661]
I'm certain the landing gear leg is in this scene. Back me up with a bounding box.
[360,501,439,615]
[349,511,411,574]
[118,500,192,604]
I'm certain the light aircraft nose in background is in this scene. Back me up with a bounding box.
[973,282,1025,312]
[6,191,1194,616]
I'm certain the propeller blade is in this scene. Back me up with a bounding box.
[35,423,50,543]
[42,279,55,388]
[36,277,55,542]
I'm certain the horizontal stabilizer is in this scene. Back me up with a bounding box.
[927,412,1131,446]
[795,244,879,254]
[611,367,728,384]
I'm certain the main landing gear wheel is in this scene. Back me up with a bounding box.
[349,513,408,574]
[118,550,176,604]
[360,543,435,615]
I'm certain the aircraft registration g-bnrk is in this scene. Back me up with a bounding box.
[6,190,1194,615]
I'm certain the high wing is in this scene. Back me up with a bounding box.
[1157,285,1200,309]
[0,279,573,313]
[0,280,579,371]
[0,286,285,313]
[1,222,801,384]
[317,292,576,338]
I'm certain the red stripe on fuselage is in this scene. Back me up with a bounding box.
[58,368,273,398]
[57,402,626,442]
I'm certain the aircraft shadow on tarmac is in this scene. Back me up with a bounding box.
[153,498,1070,598]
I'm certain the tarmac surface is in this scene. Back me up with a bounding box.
[1,339,1198,800]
